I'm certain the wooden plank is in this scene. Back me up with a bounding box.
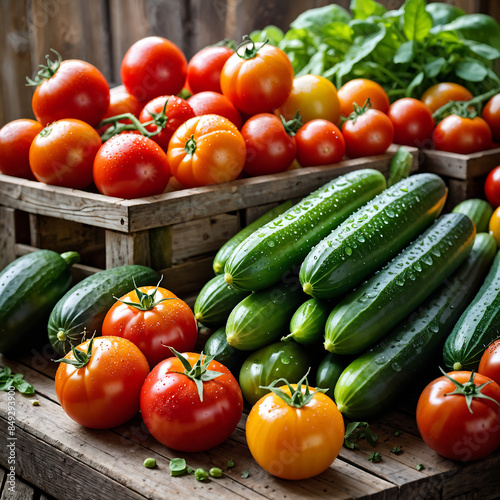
[105,229,151,268]
[0,473,35,500]
[0,207,16,270]
[444,176,487,212]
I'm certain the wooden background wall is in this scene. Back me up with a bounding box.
[0,0,496,127]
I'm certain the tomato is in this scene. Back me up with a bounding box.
[387,98,435,148]
[277,74,341,125]
[246,379,345,480]
[186,45,234,94]
[0,119,43,180]
[432,114,492,154]
[295,119,345,166]
[167,114,246,187]
[220,38,294,115]
[104,85,143,121]
[482,94,500,143]
[139,95,195,152]
[140,351,243,452]
[421,82,473,113]
[187,91,242,129]
[121,36,187,102]
[479,339,500,385]
[31,52,109,127]
[337,78,390,118]
[29,119,102,189]
[485,166,500,208]
[55,336,150,429]
[342,105,394,158]
[241,113,296,176]
[93,134,170,198]
[416,370,500,461]
[102,285,197,369]
[490,206,500,246]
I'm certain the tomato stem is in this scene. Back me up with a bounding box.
[98,111,164,142]
[347,98,372,125]
[25,49,62,86]
[54,336,95,369]
[114,276,174,311]
[280,111,303,137]
[184,135,197,156]
[235,35,268,60]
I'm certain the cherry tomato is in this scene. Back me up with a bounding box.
[29,119,102,189]
[416,370,500,461]
[421,82,473,113]
[93,134,170,198]
[482,94,500,143]
[246,382,345,480]
[31,52,110,127]
[479,339,500,385]
[140,352,243,452]
[432,115,492,154]
[167,114,246,187]
[186,45,234,94]
[139,95,195,151]
[55,336,150,429]
[295,119,345,166]
[387,98,435,147]
[220,38,294,115]
[187,91,242,129]
[241,113,296,176]
[342,107,394,158]
[0,119,43,180]
[277,74,341,125]
[121,36,187,102]
[488,205,500,245]
[338,78,390,118]
[485,165,500,208]
[102,285,198,369]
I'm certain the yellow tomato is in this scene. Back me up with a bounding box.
[276,74,341,125]
[246,383,344,480]
[489,205,500,246]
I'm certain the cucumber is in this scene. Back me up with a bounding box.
[213,200,293,274]
[224,169,387,291]
[316,352,348,400]
[443,246,500,371]
[324,213,476,355]
[203,326,249,376]
[300,173,447,299]
[193,274,250,328]
[0,250,80,354]
[452,198,493,233]
[334,233,496,419]
[226,280,305,350]
[283,297,331,344]
[48,264,159,356]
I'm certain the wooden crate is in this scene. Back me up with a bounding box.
[0,145,418,300]
[420,147,500,211]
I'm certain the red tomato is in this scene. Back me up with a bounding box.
[29,119,102,189]
[93,134,170,198]
[0,119,43,180]
[432,115,492,154]
[104,85,144,121]
[342,107,394,158]
[416,370,500,461]
[295,119,345,166]
[421,82,473,113]
[102,285,198,369]
[220,39,294,115]
[139,95,195,151]
[485,165,500,208]
[55,336,150,429]
[479,339,500,385]
[338,78,390,117]
[241,113,296,176]
[31,53,110,126]
[140,351,243,452]
[187,91,242,129]
[387,98,435,147]
[167,114,246,187]
[121,36,187,102]
[186,45,234,94]
[482,94,500,143]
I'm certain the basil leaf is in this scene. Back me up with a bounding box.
[465,41,500,60]
[403,0,433,42]
[249,26,284,46]
[394,40,415,64]
[455,60,489,82]
[291,4,351,33]
[424,57,446,78]
[12,378,35,395]
[351,0,387,20]
[406,71,424,97]
[169,458,187,477]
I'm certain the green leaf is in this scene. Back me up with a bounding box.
[394,40,415,64]
[169,458,187,476]
[0,367,12,380]
[465,41,500,60]
[291,5,351,33]
[391,446,402,454]
[0,367,35,395]
[12,378,35,395]
[368,452,382,463]
[351,0,387,20]
[416,463,425,471]
[227,459,235,468]
[455,60,489,82]
[425,3,465,27]
[406,71,424,97]
[344,421,378,449]
[402,0,433,42]
[364,426,379,448]
[249,25,284,46]
[424,57,446,78]
[241,470,250,479]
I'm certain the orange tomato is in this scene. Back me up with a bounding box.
[338,78,390,118]
[421,82,473,113]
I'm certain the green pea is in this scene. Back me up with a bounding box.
[209,467,222,478]
[143,458,157,469]
[194,468,208,481]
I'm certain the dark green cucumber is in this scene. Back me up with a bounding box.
[443,246,500,371]
[0,250,80,354]
[48,264,159,356]
[193,274,250,328]
[300,173,447,299]
[213,200,293,274]
[452,198,493,233]
[324,213,475,355]
[224,169,387,291]
[283,298,331,344]
[204,326,249,375]
[316,352,348,400]
[334,232,496,419]
[226,280,306,350]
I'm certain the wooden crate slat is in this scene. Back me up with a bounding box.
[105,229,151,268]
[0,207,16,270]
